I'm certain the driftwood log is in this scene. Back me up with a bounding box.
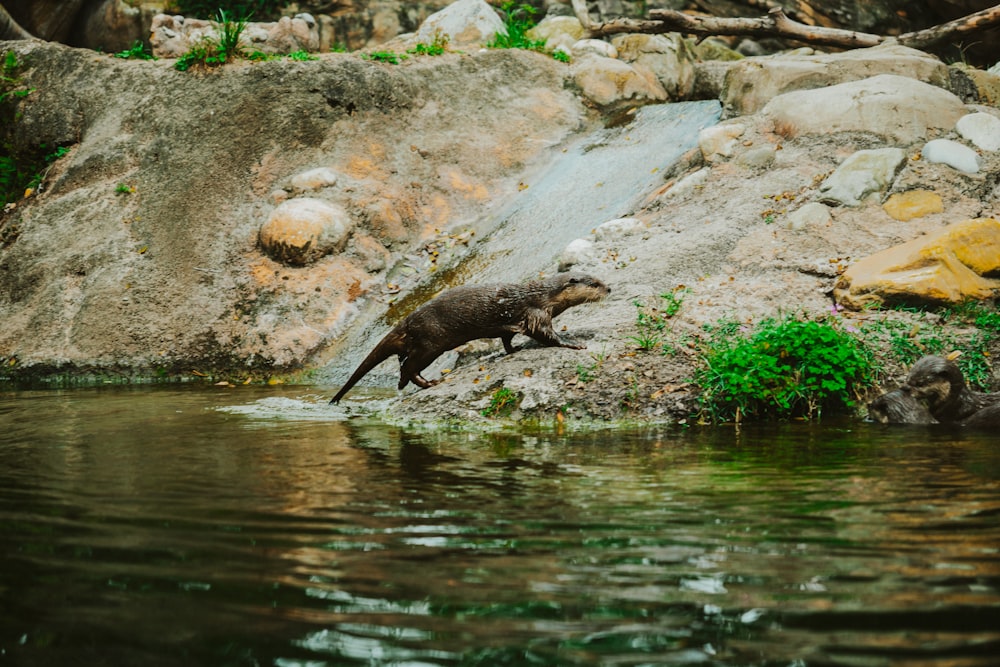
[570,0,1000,52]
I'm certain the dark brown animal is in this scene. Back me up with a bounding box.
[330,273,610,403]
[868,388,937,424]
[960,403,1000,429]
[901,355,1000,423]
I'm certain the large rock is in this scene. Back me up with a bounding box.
[818,148,907,207]
[834,218,1000,309]
[526,15,585,54]
[569,54,667,110]
[259,198,352,266]
[414,0,506,47]
[763,74,966,145]
[611,33,695,100]
[722,44,950,115]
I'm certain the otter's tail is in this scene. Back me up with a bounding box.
[329,331,406,404]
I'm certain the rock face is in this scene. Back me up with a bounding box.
[834,218,1000,309]
[818,148,907,207]
[0,41,585,374]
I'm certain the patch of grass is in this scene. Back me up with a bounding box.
[361,51,407,64]
[114,41,156,60]
[174,9,249,71]
[487,1,567,62]
[488,2,545,51]
[696,314,877,422]
[628,288,688,352]
[481,386,521,418]
[408,31,451,57]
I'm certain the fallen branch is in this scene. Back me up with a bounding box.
[571,1,1000,52]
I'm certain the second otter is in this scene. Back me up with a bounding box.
[330,273,610,403]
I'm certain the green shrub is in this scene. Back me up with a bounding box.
[481,387,521,418]
[696,315,877,422]
[488,2,545,51]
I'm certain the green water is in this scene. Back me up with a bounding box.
[1,386,998,666]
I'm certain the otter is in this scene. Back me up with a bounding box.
[901,355,1000,423]
[960,403,1000,429]
[330,273,610,403]
[868,389,937,424]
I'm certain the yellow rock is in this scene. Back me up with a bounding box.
[834,218,1000,309]
[882,190,943,221]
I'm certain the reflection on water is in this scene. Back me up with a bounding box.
[1,386,998,666]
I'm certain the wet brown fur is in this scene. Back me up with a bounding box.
[868,389,937,424]
[901,355,1000,423]
[330,273,610,403]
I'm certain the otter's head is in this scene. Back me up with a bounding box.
[901,355,965,409]
[868,389,936,424]
[547,273,610,315]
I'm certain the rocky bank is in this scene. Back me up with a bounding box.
[1,4,999,425]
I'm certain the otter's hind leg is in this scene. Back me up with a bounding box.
[398,347,441,390]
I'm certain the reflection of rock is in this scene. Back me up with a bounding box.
[901,355,1000,423]
[868,389,936,424]
[834,218,1000,309]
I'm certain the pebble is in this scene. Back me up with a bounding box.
[921,139,980,173]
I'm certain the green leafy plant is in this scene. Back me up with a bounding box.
[115,183,135,195]
[174,9,249,71]
[628,288,688,352]
[408,31,451,57]
[285,49,318,61]
[488,2,545,51]
[362,50,407,64]
[114,41,156,60]
[552,49,570,63]
[0,51,33,104]
[696,314,877,422]
[481,386,521,418]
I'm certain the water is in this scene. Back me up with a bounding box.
[1,386,998,666]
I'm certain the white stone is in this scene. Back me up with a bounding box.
[663,168,710,199]
[956,112,1000,152]
[290,167,339,192]
[415,0,507,46]
[783,202,831,230]
[571,39,617,59]
[527,16,585,53]
[595,217,645,240]
[698,122,745,161]
[819,148,907,207]
[921,139,980,173]
[558,238,595,271]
